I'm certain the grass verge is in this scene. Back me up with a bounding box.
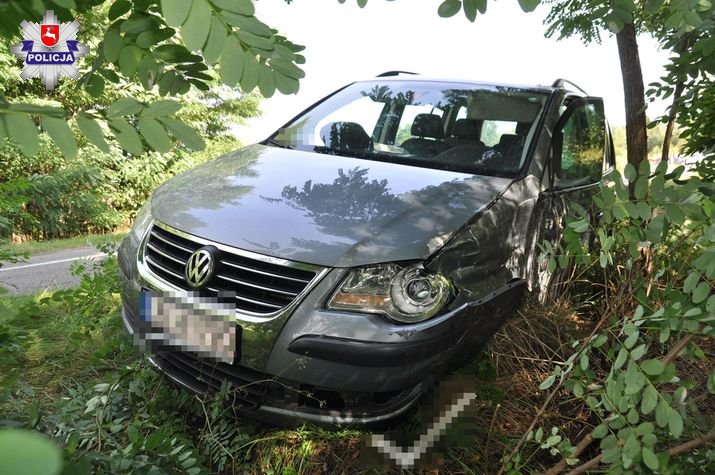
[1,230,128,256]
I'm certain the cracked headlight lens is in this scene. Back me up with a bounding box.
[327,263,454,324]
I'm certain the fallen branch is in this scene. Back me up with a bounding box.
[543,434,593,475]
[565,430,715,475]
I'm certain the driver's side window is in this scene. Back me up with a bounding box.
[557,101,606,187]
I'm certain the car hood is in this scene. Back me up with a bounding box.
[151,144,513,267]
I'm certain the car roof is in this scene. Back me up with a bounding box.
[354,75,556,94]
[354,74,585,95]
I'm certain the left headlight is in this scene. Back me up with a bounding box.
[129,199,153,243]
[327,263,454,324]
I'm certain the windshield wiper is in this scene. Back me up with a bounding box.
[263,138,292,149]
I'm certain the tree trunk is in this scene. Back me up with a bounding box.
[616,23,648,172]
[661,34,691,163]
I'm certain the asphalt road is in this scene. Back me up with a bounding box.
[0,246,106,295]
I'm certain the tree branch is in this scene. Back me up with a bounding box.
[565,431,715,475]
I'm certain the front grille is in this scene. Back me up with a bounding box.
[142,223,319,315]
[152,352,270,409]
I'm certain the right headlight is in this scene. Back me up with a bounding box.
[327,263,454,324]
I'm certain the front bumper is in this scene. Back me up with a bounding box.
[118,226,527,427]
[121,302,423,427]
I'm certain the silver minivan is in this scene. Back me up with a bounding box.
[118,73,614,426]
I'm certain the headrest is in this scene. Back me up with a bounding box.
[321,121,372,150]
[410,114,444,139]
[498,134,523,148]
[451,118,480,140]
[516,122,533,136]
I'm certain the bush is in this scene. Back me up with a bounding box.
[501,160,715,473]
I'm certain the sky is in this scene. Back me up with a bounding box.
[235,0,671,144]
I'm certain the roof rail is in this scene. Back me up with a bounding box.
[376,70,419,77]
[552,78,588,95]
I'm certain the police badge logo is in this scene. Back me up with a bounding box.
[10,10,89,91]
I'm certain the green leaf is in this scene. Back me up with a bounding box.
[136,28,175,49]
[42,117,77,159]
[85,74,105,98]
[161,0,192,27]
[517,0,540,12]
[121,17,155,35]
[153,45,197,63]
[624,163,637,181]
[118,46,142,76]
[0,429,62,475]
[636,422,654,436]
[643,0,664,15]
[108,118,143,155]
[683,271,699,293]
[539,374,556,390]
[181,0,212,52]
[475,0,487,13]
[138,118,171,153]
[642,447,659,470]
[102,30,124,63]
[3,113,39,157]
[613,348,628,369]
[108,97,143,117]
[462,0,478,21]
[127,425,139,443]
[108,0,131,21]
[592,423,608,439]
[141,100,181,119]
[625,360,645,395]
[668,410,683,438]
[237,29,275,51]
[51,0,76,8]
[634,175,648,200]
[138,56,159,90]
[641,359,664,376]
[76,115,110,153]
[159,117,205,151]
[202,15,228,64]
[269,60,305,80]
[636,202,651,221]
[438,0,462,18]
[240,55,260,92]
[630,343,647,361]
[274,71,299,95]
[641,385,658,414]
[210,0,254,15]
[623,434,640,458]
[221,11,273,38]
[624,330,638,349]
[220,35,244,86]
[655,399,670,427]
[357,0,368,7]
[692,281,710,304]
[258,66,276,98]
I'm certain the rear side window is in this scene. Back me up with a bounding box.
[481,120,517,147]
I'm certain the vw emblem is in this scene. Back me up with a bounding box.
[184,247,216,288]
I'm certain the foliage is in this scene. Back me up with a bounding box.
[0,0,303,158]
[0,3,259,242]
[505,161,715,473]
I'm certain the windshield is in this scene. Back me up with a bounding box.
[269,80,549,177]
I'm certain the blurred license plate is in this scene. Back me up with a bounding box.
[139,290,238,364]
